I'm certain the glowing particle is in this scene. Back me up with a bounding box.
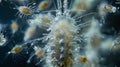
[8,45,24,54]
[11,21,19,33]
[37,0,50,11]
[18,6,33,15]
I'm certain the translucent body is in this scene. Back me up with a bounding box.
[8,45,24,54]
[0,33,6,46]
[18,6,33,15]
[80,57,88,63]
[98,2,116,16]
[28,13,53,28]
[24,26,36,41]
[11,21,19,33]
[37,0,50,11]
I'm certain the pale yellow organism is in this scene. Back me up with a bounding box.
[46,16,79,67]
[11,21,19,33]
[27,46,44,64]
[35,48,44,59]
[18,6,33,15]
[8,45,24,54]
[34,46,44,59]
[98,3,116,16]
[54,21,71,31]
[72,0,96,14]
[54,19,77,36]
[40,15,52,28]
[80,57,89,63]
[103,5,116,13]
[84,19,103,48]
[37,50,44,59]
[51,19,77,45]
[73,0,87,12]
[24,26,36,41]
[37,0,50,11]
[42,16,51,24]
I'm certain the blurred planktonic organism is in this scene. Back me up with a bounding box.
[0,0,119,67]
[0,24,7,46]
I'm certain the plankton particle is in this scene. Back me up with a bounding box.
[0,24,7,46]
[24,26,36,41]
[8,45,24,54]
[28,13,53,28]
[18,6,33,15]
[34,46,45,65]
[33,46,44,59]
[35,49,44,59]
[27,46,44,64]
[80,57,88,63]
[37,0,50,11]
[0,33,6,46]
[11,21,19,34]
[98,2,116,16]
